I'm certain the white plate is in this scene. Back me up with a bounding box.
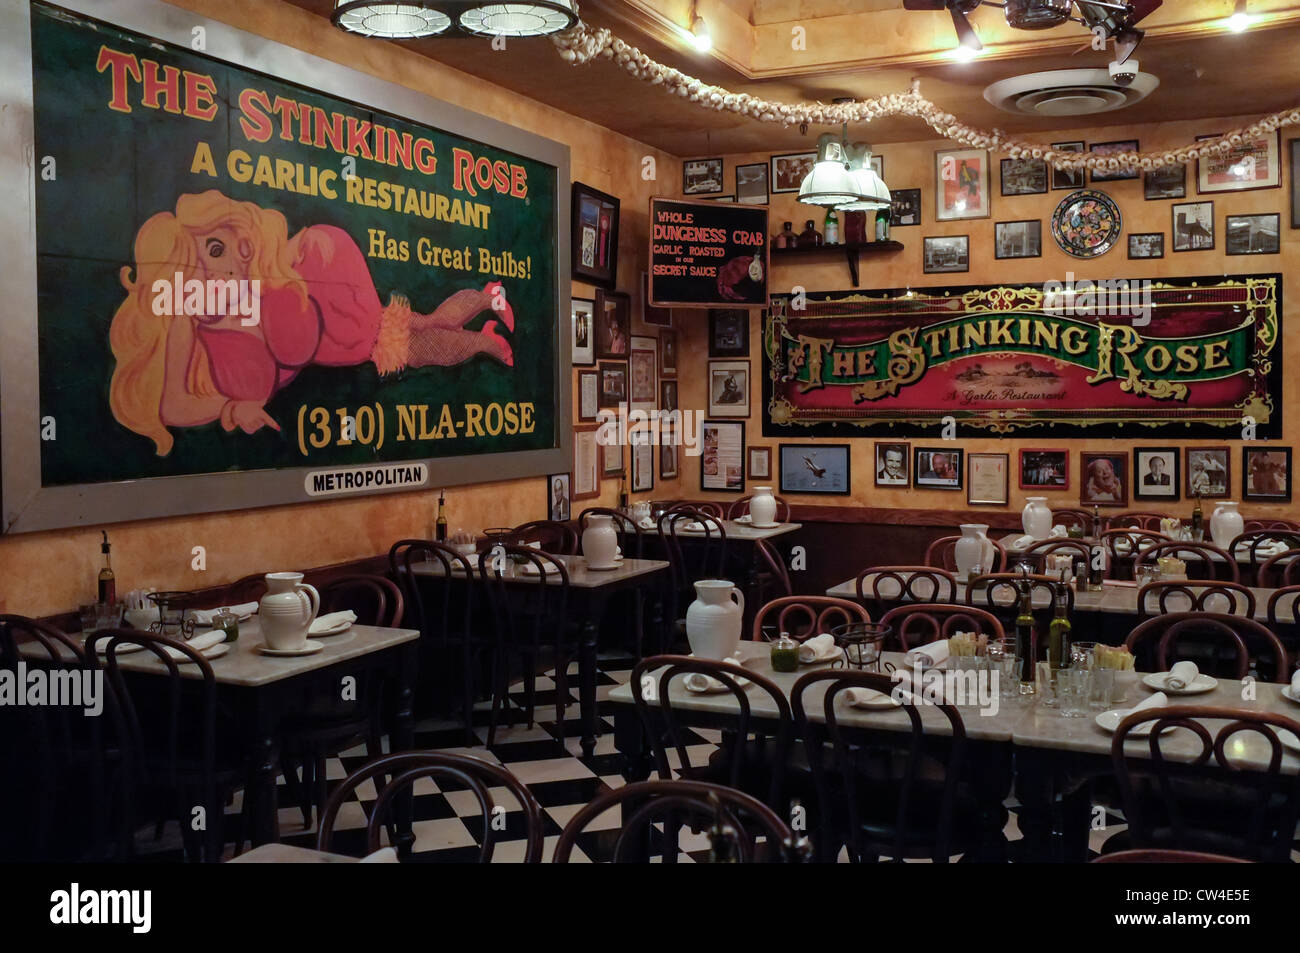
[257,640,325,657]
[799,644,841,666]
[1142,672,1218,695]
[1281,685,1300,705]
[750,522,779,529]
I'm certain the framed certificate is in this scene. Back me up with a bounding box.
[572,426,600,501]
[967,453,1008,505]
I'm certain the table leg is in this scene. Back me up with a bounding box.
[613,705,652,782]
[580,618,599,760]
[1012,746,1055,863]
[249,694,280,847]
[968,740,1012,862]
[390,645,418,858]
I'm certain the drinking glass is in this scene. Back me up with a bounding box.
[1060,669,1091,717]
[1090,668,1115,711]
[1036,661,1057,707]
[1071,642,1097,670]
[988,638,1018,700]
[77,604,97,634]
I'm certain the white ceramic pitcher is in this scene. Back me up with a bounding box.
[582,514,620,570]
[954,524,995,581]
[685,579,744,660]
[749,487,778,527]
[259,572,320,651]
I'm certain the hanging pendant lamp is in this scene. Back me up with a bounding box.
[332,2,453,38]
[456,2,579,37]
[798,133,863,208]
[838,143,891,212]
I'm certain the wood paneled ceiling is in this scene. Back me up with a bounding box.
[283,0,1300,156]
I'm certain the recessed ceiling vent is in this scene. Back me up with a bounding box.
[983,68,1159,117]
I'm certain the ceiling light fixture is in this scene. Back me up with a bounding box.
[1226,0,1253,31]
[799,133,864,208]
[949,43,981,61]
[332,1,452,38]
[839,143,892,212]
[332,0,578,39]
[457,2,579,37]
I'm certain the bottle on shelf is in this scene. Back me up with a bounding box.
[772,221,795,249]
[823,208,839,245]
[844,210,867,244]
[435,491,448,542]
[97,531,116,605]
[1014,577,1036,695]
[876,209,890,242]
[797,219,823,248]
[1047,580,1072,674]
[1191,492,1204,542]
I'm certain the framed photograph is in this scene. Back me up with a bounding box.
[1186,447,1230,499]
[890,188,921,227]
[1226,214,1281,255]
[602,441,623,478]
[571,182,619,289]
[577,369,599,422]
[572,426,600,501]
[1089,140,1140,182]
[748,445,772,480]
[659,329,677,376]
[736,162,769,205]
[914,448,963,490]
[709,195,736,203]
[1128,233,1165,259]
[875,442,910,487]
[1243,447,1292,502]
[1172,201,1215,252]
[683,157,724,195]
[968,453,1010,506]
[629,335,657,414]
[1291,139,1300,228]
[597,361,627,409]
[1000,157,1048,196]
[641,271,671,327]
[1133,447,1180,501]
[701,420,745,493]
[1080,452,1128,507]
[923,235,969,273]
[771,152,816,193]
[659,379,678,413]
[994,220,1042,259]
[659,425,680,480]
[1051,142,1086,191]
[1020,449,1069,491]
[709,309,750,357]
[1197,130,1281,193]
[594,288,631,358]
[708,360,750,418]
[631,441,654,494]
[1144,165,1187,200]
[935,148,990,221]
[546,473,571,522]
[779,444,852,495]
[570,296,595,366]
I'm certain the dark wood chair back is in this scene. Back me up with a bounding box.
[727,494,792,523]
[1022,538,1093,564]
[1266,585,1300,634]
[318,751,544,861]
[659,506,728,594]
[553,779,807,863]
[750,595,869,642]
[511,520,579,556]
[1244,518,1300,532]
[855,566,958,614]
[792,668,968,862]
[1051,508,1092,531]
[1111,705,1300,862]
[1104,511,1172,531]
[1100,528,1173,580]
[578,507,643,558]
[665,500,725,520]
[1259,549,1300,589]
[1229,530,1300,586]
[1093,849,1250,863]
[388,539,474,647]
[753,539,793,601]
[1135,541,1241,583]
[878,604,1006,652]
[924,535,1007,573]
[315,574,403,627]
[1124,612,1289,682]
[1135,581,1257,621]
[966,572,1073,614]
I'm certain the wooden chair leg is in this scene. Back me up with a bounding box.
[313,753,328,828]
[524,664,537,729]
[462,644,478,746]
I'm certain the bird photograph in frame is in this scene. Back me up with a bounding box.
[779,444,851,495]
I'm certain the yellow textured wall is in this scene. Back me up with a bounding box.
[682,117,1299,520]
[0,0,682,616]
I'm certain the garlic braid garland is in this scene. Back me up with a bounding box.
[552,21,1300,173]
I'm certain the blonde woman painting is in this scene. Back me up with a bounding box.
[109,190,514,455]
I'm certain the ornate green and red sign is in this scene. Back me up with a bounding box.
[763,275,1281,438]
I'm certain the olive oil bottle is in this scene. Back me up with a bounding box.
[1015,582,1036,695]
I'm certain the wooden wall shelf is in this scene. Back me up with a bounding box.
[770,240,904,287]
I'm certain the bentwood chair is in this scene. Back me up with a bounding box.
[753,539,793,604]
[665,500,726,520]
[1244,518,1300,532]
[878,604,1005,653]
[750,595,869,643]
[1103,511,1172,532]
[1092,849,1250,863]
[1135,540,1241,584]
[966,572,1073,639]
[727,493,792,523]
[1135,580,1258,621]
[1266,585,1300,640]
[1051,508,1093,532]
[1228,530,1300,586]
[553,779,809,863]
[1259,549,1300,589]
[1124,612,1289,682]
[1021,538,1093,568]
[1100,528,1172,580]
[318,751,544,862]
[924,535,1007,574]
[578,507,653,656]
[659,507,729,647]
[510,520,579,556]
[792,669,988,863]
[1107,706,1300,862]
[854,567,957,617]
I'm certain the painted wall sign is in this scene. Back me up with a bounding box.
[648,197,768,309]
[763,275,1281,438]
[0,0,570,532]
[304,462,429,498]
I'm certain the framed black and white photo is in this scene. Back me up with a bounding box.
[994,220,1041,259]
[1128,233,1165,259]
[571,182,619,289]
[1225,214,1281,255]
[683,157,724,195]
[1197,130,1281,193]
[1000,157,1048,196]
[709,309,750,357]
[1144,165,1187,200]
[597,361,627,408]
[1020,449,1069,490]
[1051,142,1085,190]
[1186,447,1230,499]
[659,329,677,376]
[735,162,769,205]
[968,453,1009,506]
[890,188,921,227]
[923,235,969,273]
[874,441,910,487]
[1172,201,1215,252]
[659,425,679,480]
[748,446,771,481]
[1133,447,1180,501]
[771,152,816,193]
[577,369,598,422]
[546,473,571,522]
[701,420,745,493]
[659,379,678,413]
[914,447,963,490]
[1089,139,1140,182]
[594,288,630,358]
[1243,446,1291,502]
[631,441,654,494]
[779,444,851,495]
[570,296,594,366]
[708,360,750,418]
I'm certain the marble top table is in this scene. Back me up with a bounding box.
[999,531,1298,567]
[411,552,668,588]
[633,518,801,542]
[227,843,358,863]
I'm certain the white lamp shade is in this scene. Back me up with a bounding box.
[332,2,453,37]
[457,2,579,36]
[839,144,891,211]
[798,133,862,207]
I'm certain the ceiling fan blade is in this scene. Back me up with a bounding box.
[902,0,948,9]
[949,6,984,49]
[1114,27,1144,63]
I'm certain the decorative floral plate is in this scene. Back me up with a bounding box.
[1050,189,1122,259]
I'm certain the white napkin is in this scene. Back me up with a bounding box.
[518,561,554,576]
[1012,535,1034,550]
[359,847,399,864]
[526,540,542,550]
[1050,524,1067,538]
[191,602,259,626]
[1290,669,1300,696]
[905,639,950,668]
[684,656,742,692]
[638,516,655,530]
[162,630,226,661]
[1128,690,1169,715]
[844,687,903,708]
[1166,660,1199,691]
[798,633,836,663]
[310,610,356,634]
[684,519,721,533]
[735,514,752,524]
